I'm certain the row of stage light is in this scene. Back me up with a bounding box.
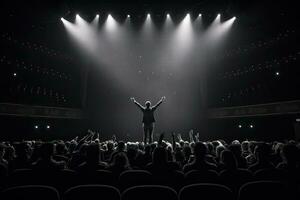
[61,13,236,21]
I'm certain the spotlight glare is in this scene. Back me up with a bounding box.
[46,125,50,129]
[147,13,150,17]
[34,125,38,129]
[60,17,64,21]
[198,13,202,17]
[76,14,79,18]
[250,124,254,128]
[13,72,17,77]
[217,13,221,16]
[167,13,170,17]
[238,125,242,128]
[96,14,99,17]
[233,16,236,20]
[127,14,130,18]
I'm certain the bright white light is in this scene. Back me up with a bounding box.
[60,17,64,21]
[187,13,190,17]
[46,125,50,129]
[198,14,202,17]
[250,124,254,128]
[217,13,221,17]
[276,72,280,76]
[34,125,38,129]
[96,14,99,17]
[167,13,170,17]
[105,14,118,31]
[127,14,130,18]
[13,73,17,77]
[238,125,242,128]
[147,13,151,18]
[233,16,236,20]
[76,14,79,18]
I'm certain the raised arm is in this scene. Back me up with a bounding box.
[130,97,144,110]
[152,96,166,110]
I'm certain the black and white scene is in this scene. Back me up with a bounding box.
[0,0,299,199]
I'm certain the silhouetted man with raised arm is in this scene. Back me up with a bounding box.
[130,96,166,144]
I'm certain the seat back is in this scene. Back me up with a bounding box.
[119,170,152,191]
[219,169,253,193]
[179,183,233,200]
[9,169,36,186]
[254,168,285,181]
[77,170,116,186]
[122,185,178,200]
[238,181,289,200]
[64,184,120,200]
[184,170,219,185]
[152,170,184,191]
[1,185,60,200]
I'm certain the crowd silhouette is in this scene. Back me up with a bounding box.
[0,131,299,199]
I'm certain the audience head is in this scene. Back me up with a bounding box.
[152,146,168,165]
[221,150,237,169]
[86,143,100,164]
[254,143,271,161]
[39,142,54,160]
[281,143,299,165]
[117,141,126,152]
[193,142,208,161]
[228,143,242,157]
[111,152,129,168]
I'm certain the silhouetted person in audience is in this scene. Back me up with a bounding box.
[109,141,126,163]
[219,150,238,172]
[146,146,180,174]
[228,143,248,168]
[183,142,217,173]
[10,142,32,170]
[0,143,8,167]
[130,96,166,144]
[104,141,114,161]
[248,143,274,172]
[136,144,152,168]
[31,142,65,171]
[107,152,131,175]
[277,143,300,171]
[76,143,107,173]
[53,142,69,162]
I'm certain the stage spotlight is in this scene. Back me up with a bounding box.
[198,13,202,17]
[167,13,170,17]
[250,124,254,128]
[147,13,151,18]
[187,13,190,17]
[233,16,236,20]
[276,72,280,76]
[96,14,99,17]
[217,13,221,17]
[13,73,17,77]
[238,125,242,128]
[60,17,64,21]
[76,14,79,18]
[127,14,130,18]
[46,125,50,129]
[34,125,39,129]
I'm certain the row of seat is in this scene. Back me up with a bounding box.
[1,181,297,200]
[2,168,297,192]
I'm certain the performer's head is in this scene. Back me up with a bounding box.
[145,101,151,108]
